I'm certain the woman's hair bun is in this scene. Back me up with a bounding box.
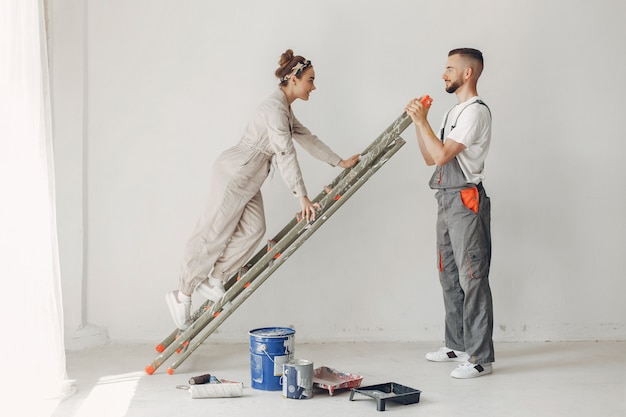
[275,49,308,85]
[278,49,295,67]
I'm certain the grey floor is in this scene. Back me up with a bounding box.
[41,341,625,417]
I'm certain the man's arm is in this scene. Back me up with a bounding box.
[414,121,466,167]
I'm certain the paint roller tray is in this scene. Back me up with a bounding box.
[349,382,421,411]
[313,366,363,396]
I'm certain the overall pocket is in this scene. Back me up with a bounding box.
[466,247,489,279]
[460,187,479,213]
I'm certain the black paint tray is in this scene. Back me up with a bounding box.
[349,382,421,411]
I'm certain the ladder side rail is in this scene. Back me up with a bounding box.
[165,137,406,373]
[149,112,413,369]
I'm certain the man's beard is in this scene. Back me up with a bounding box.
[446,79,463,93]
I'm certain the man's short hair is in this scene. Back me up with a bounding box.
[449,48,483,64]
[449,48,484,77]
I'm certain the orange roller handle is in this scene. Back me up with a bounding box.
[420,95,433,108]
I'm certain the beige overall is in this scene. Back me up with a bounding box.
[178,89,341,294]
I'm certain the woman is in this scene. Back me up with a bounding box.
[166,49,360,329]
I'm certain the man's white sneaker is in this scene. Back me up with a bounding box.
[451,361,493,379]
[165,290,191,330]
[196,277,225,302]
[425,347,470,362]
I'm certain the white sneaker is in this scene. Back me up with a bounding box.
[425,347,470,362]
[165,290,191,330]
[451,361,493,379]
[196,277,225,302]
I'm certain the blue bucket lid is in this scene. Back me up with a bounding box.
[249,327,295,337]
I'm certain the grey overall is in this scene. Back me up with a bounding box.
[429,103,494,364]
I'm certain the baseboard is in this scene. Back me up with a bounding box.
[65,323,109,350]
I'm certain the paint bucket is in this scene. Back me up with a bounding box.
[282,359,314,399]
[249,327,295,391]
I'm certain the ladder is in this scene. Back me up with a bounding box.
[145,111,413,375]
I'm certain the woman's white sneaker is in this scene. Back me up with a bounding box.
[451,361,493,379]
[196,277,225,302]
[165,290,191,330]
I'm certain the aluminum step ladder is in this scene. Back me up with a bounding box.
[145,110,413,375]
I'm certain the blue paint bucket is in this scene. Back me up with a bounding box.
[249,327,295,391]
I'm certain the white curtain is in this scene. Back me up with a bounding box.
[0,0,74,407]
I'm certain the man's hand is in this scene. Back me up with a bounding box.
[405,95,431,125]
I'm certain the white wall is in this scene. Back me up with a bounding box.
[51,0,626,346]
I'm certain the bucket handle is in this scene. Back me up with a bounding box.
[259,344,276,363]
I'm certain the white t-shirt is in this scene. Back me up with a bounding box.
[439,96,492,185]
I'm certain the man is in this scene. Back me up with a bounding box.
[405,48,494,379]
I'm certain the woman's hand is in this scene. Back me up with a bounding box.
[299,195,321,222]
[338,154,360,169]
